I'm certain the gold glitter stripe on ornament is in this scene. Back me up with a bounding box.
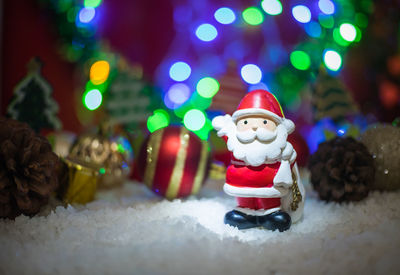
[165,127,190,200]
[143,129,164,188]
[191,141,209,195]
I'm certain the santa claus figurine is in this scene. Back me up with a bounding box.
[212,89,305,232]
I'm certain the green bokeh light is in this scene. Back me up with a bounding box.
[355,13,368,28]
[190,91,212,110]
[183,109,206,131]
[83,89,102,110]
[84,0,102,8]
[242,7,264,26]
[193,119,213,140]
[318,14,334,28]
[290,51,311,71]
[147,109,170,133]
[196,77,220,98]
[333,28,350,46]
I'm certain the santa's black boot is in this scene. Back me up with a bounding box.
[224,210,258,229]
[258,211,291,232]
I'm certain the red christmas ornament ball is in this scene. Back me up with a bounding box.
[287,131,310,167]
[135,126,209,200]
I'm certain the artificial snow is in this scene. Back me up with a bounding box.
[1,173,400,275]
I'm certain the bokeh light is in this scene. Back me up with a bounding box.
[240,64,262,84]
[318,14,334,28]
[195,24,218,42]
[84,89,102,110]
[147,109,170,133]
[169,61,191,81]
[261,0,283,16]
[292,5,311,23]
[290,51,311,71]
[333,28,350,46]
[196,77,220,98]
[167,83,191,105]
[339,23,357,42]
[214,7,236,24]
[242,7,264,26]
[323,50,342,71]
[78,7,96,23]
[84,0,102,8]
[318,0,335,15]
[183,109,206,131]
[305,21,322,38]
[90,60,110,85]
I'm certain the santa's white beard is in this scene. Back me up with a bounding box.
[226,123,290,167]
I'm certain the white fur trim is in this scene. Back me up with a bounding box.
[235,207,281,216]
[232,108,295,133]
[273,159,293,187]
[232,108,283,123]
[223,183,289,198]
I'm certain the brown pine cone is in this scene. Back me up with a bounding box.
[0,117,59,219]
[308,137,375,203]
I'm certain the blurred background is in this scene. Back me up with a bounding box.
[0,0,399,159]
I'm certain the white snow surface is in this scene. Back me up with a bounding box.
[1,173,400,275]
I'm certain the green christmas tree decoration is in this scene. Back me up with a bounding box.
[105,67,159,131]
[312,69,358,122]
[7,58,61,133]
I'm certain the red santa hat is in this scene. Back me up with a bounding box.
[232,89,295,133]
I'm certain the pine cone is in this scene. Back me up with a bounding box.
[308,137,374,203]
[0,117,59,219]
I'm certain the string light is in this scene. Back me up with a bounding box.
[183,109,206,131]
[78,7,95,23]
[214,7,236,24]
[167,83,190,105]
[90,60,110,85]
[261,0,282,16]
[290,51,311,70]
[84,0,102,8]
[292,5,311,23]
[339,23,357,42]
[83,89,102,110]
[147,109,170,133]
[169,62,191,81]
[242,7,264,26]
[240,64,262,84]
[196,77,220,98]
[195,24,218,42]
[305,21,322,38]
[318,0,335,15]
[323,50,342,71]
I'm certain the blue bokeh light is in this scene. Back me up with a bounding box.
[240,64,263,84]
[318,0,335,15]
[169,62,192,81]
[292,5,311,23]
[78,7,96,23]
[195,24,218,42]
[167,83,191,105]
[305,21,322,38]
[214,7,236,24]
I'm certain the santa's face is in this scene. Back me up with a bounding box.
[223,114,291,166]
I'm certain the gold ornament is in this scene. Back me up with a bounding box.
[68,122,133,189]
[360,124,400,191]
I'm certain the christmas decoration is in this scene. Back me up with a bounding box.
[68,122,133,189]
[57,157,98,204]
[312,70,357,122]
[135,126,209,200]
[212,90,305,232]
[309,137,374,203]
[360,124,400,191]
[209,61,247,115]
[105,67,158,131]
[0,117,59,219]
[7,58,61,133]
